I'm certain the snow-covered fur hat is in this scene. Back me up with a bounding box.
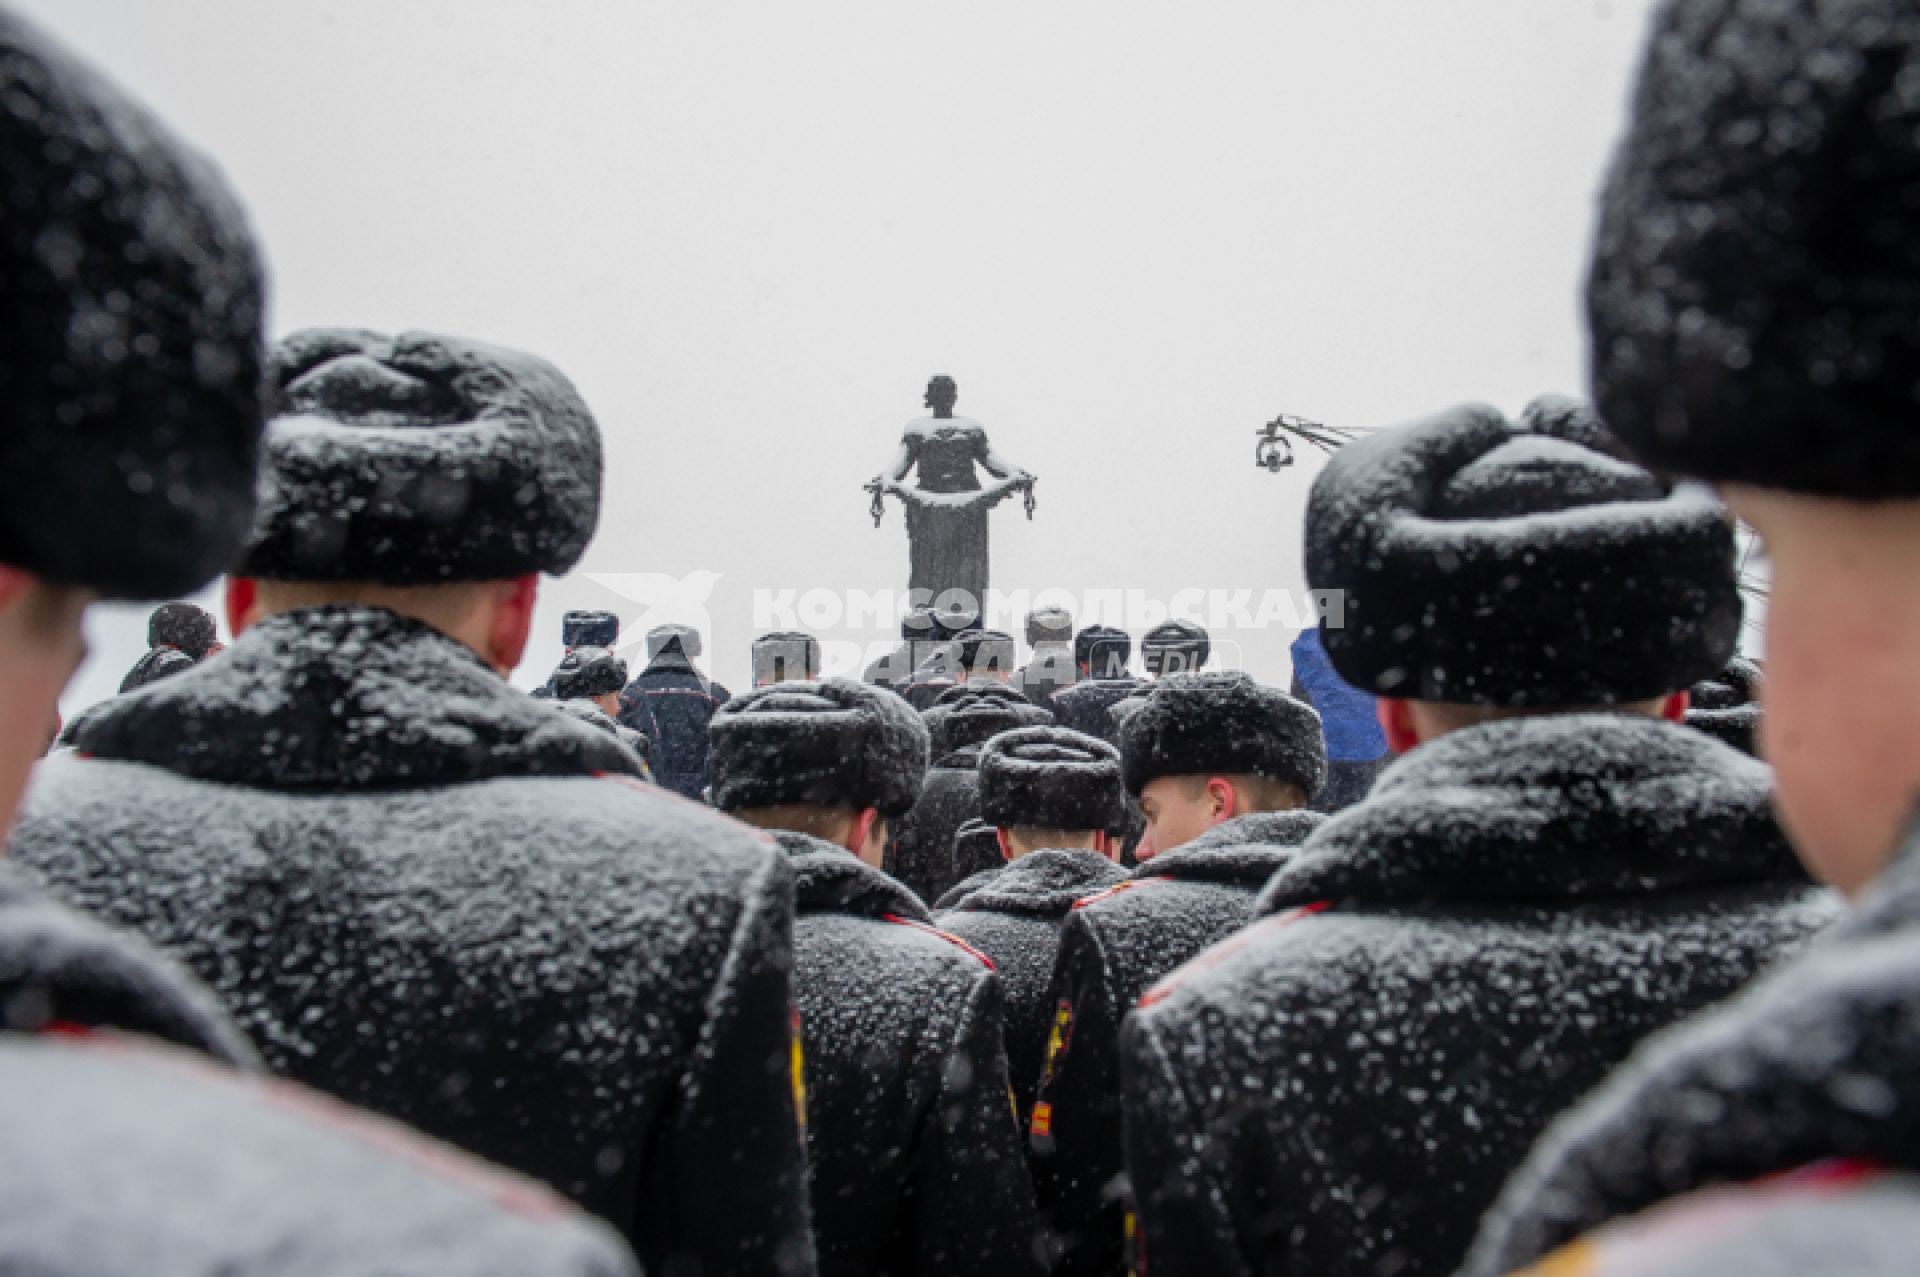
[1306,396,1741,707]
[751,631,821,685]
[148,603,218,661]
[1589,0,1920,497]
[238,329,601,584]
[561,610,619,649]
[1119,672,1327,798]
[1687,655,1763,757]
[1141,620,1211,676]
[924,681,1053,754]
[550,646,627,700]
[978,725,1127,833]
[1026,607,1074,647]
[710,677,930,820]
[955,629,1017,676]
[1074,626,1132,679]
[646,623,701,661]
[0,13,267,600]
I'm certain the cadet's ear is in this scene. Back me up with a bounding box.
[1658,689,1691,723]
[1379,699,1422,755]
[224,577,259,636]
[997,827,1016,862]
[483,575,539,675]
[1205,776,1237,823]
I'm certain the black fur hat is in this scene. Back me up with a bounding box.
[561,610,619,649]
[954,629,1017,676]
[550,646,627,700]
[1589,0,1920,497]
[1141,621,1211,676]
[148,603,218,660]
[1119,672,1327,798]
[1074,626,1132,679]
[978,725,1128,833]
[924,681,1053,754]
[1687,655,1763,757]
[0,12,267,600]
[952,818,1001,867]
[710,677,930,820]
[1025,607,1074,646]
[238,329,602,584]
[752,630,822,685]
[1305,396,1742,707]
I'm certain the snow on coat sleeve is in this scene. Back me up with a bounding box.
[907,969,1046,1277]
[1120,1007,1245,1277]
[1029,911,1131,1277]
[644,844,816,1277]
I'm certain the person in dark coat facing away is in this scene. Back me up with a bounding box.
[1010,605,1077,712]
[1120,397,1839,1277]
[12,328,814,1277]
[1050,626,1143,744]
[1457,8,1920,1270]
[886,679,1054,904]
[0,20,639,1274]
[617,622,732,799]
[934,725,1131,1123]
[550,646,654,777]
[710,678,1044,1277]
[1029,672,1328,1277]
[119,600,220,693]
[531,609,620,699]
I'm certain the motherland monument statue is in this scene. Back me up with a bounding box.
[866,376,1036,615]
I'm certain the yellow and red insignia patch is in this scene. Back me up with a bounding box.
[1037,998,1076,1091]
[1029,1100,1053,1139]
[789,1007,808,1135]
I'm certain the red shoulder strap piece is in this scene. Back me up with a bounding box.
[883,913,997,970]
[1073,879,1159,911]
[1138,901,1330,1009]
[1768,1158,1886,1190]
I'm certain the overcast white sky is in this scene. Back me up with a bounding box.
[30,0,1663,710]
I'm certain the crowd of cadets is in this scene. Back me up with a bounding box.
[4,1,1920,1275]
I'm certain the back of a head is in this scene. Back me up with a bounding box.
[1025,607,1075,649]
[147,603,218,661]
[646,623,702,662]
[752,630,821,686]
[1074,625,1133,680]
[709,677,929,820]
[1304,395,1740,708]
[977,724,1128,835]
[1141,620,1211,677]
[239,329,602,587]
[1587,0,1920,500]
[0,12,267,602]
[1118,671,1327,803]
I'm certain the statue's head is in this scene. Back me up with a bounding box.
[924,376,958,415]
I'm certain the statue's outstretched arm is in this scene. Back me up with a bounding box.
[878,433,918,484]
[978,435,1032,483]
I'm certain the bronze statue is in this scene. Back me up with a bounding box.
[867,376,1034,612]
